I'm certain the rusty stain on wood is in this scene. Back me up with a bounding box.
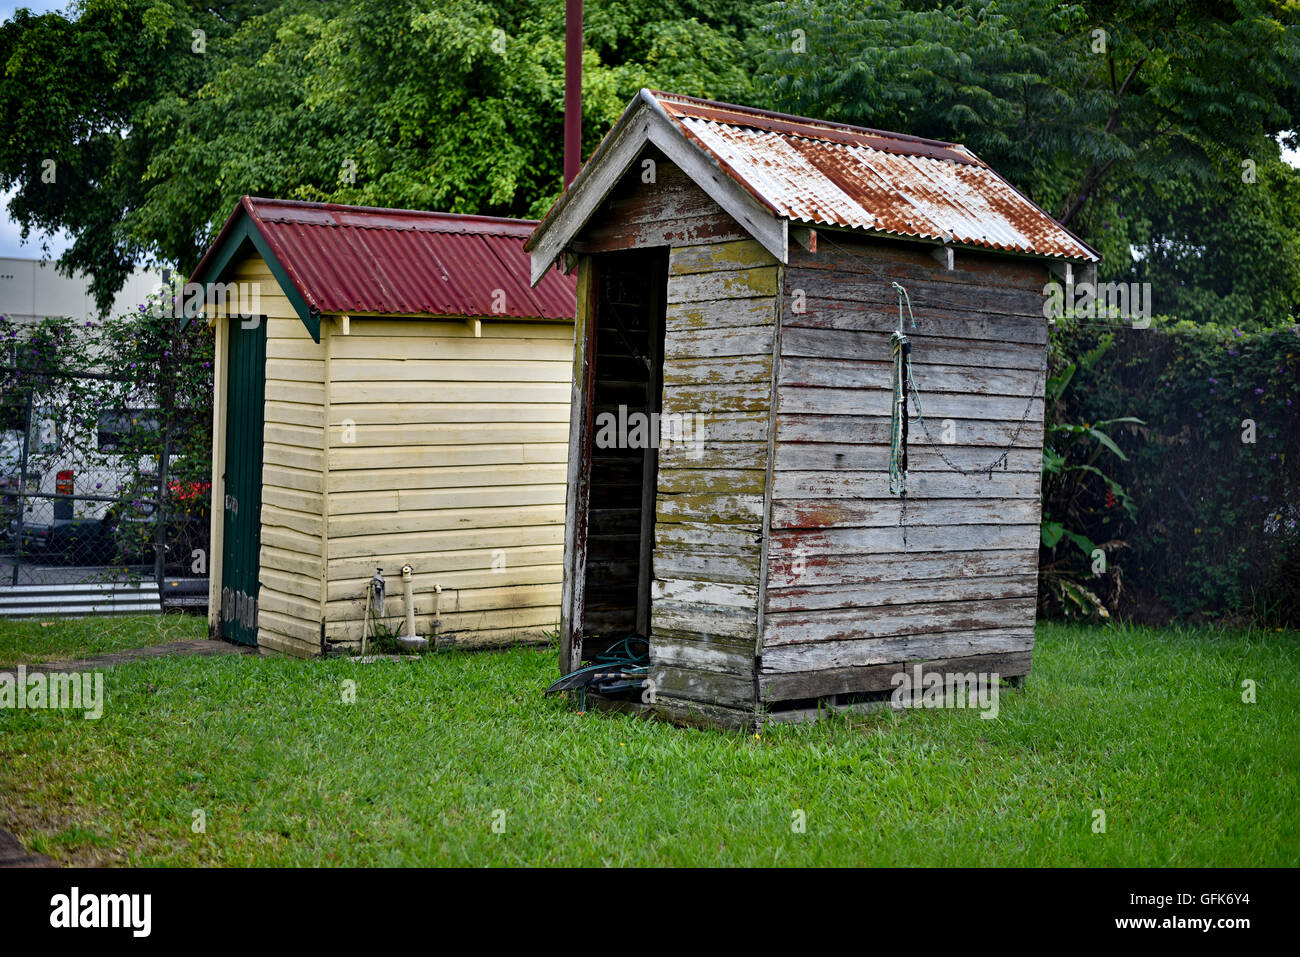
[556,146,1053,718]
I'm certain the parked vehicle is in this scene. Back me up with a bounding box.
[113,464,211,574]
[7,513,117,565]
[0,428,26,540]
[5,407,173,566]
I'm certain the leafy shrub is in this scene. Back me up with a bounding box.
[1053,318,1299,625]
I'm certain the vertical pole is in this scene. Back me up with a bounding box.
[153,420,171,610]
[12,389,31,586]
[564,0,584,186]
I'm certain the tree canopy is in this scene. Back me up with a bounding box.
[758,0,1300,326]
[1,0,761,308]
[3,0,1299,328]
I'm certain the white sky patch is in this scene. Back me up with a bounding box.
[1,2,69,21]
[0,186,73,260]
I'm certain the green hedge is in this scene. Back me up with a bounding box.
[1055,319,1299,624]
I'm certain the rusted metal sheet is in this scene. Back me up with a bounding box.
[196,197,577,320]
[652,91,1098,262]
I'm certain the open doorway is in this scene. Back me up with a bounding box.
[579,247,668,663]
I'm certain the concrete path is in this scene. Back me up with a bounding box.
[0,827,53,868]
[2,638,251,676]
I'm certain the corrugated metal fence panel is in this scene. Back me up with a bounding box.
[0,582,161,617]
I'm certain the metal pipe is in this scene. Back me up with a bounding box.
[400,564,415,638]
[365,567,385,656]
[564,0,583,185]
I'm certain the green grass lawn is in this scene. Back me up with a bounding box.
[0,613,208,667]
[0,619,1296,866]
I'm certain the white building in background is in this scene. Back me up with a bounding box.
[0,257,164,325]
[0,257,168,531]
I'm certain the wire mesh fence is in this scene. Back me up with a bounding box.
[1,304,213,619]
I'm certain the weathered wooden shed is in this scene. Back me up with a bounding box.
[188,197,576,656]
[527,90,1099,726]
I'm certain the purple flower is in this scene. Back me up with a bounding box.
[1208,377,1217,384]
[1255,388,1265,395]
[1228,350,1239,356]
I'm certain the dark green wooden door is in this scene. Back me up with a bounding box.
[219,317,267,646]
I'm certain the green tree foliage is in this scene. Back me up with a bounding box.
[1053,318,1299,624]
[1,0,760,304]
[0,0,272,309]
[757,0,1300,326]
[7,0,1299,330]
[758,0,1300,225]
[1120,153,1300,329]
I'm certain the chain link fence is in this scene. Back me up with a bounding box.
[1,303,213,619]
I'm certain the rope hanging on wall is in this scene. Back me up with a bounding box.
[888,284,920,544]
[886,281,1048,545]
[811,235,1053,553]
[888,282,919,498]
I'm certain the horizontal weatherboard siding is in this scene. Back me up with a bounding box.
[321,317,572,648]
[208,245,573,657]
[759,236,1049,703]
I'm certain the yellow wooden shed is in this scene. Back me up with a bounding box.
[187,197,577,656]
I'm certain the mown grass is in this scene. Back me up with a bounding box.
[0,619,1295,866]
[0,613,208,667]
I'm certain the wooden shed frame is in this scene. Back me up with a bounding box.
[190,198,577,656]
[529,91,1099,728]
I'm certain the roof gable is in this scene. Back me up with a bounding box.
[527,90,1098,283]
[189,197,577,342]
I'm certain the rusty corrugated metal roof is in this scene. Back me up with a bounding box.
[650,92,1097,261]
[194,197,576,320]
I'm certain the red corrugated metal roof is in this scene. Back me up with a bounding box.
[649,91,1098,261]
[194,197,576,320]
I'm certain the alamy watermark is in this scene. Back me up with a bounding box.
[50,887,150,937]
[890,665,1001,719]
[594,404,707,458]
[0,665,104,720]
[1043,279,1152,328]
[152,280,262,321]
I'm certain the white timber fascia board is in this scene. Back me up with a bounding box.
[528,89,790,284]
[643,108,788,265]
[528,107,655,286]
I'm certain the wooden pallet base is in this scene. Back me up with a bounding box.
[583,654,1032,732]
